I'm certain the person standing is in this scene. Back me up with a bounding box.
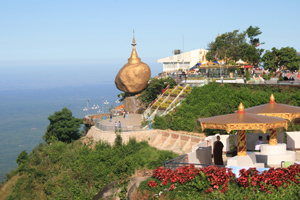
[114,121,118,131]
[118,121,121,131]
[255,136,263,151]
[109,113,112,122]
[213,136,224,165]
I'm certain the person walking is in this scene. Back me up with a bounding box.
[213,136,224,165]
[109,113,112,122]
[118,121,121,131]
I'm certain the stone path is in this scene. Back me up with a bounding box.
[99,114,145,131]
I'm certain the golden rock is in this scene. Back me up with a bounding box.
[115,34,151,94]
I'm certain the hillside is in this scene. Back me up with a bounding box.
[0,137,178,199]
[154,83,300,133]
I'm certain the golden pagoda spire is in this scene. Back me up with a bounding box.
[202,51,208,64]
[237,102,245,114]
[269,94,276,103]
[128,29,141,64]
[218,33,220,37]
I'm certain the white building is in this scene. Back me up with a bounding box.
[157,48,209,72]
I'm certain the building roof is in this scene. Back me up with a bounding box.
[157,48,209,69]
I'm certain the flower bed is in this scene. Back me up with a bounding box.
[138,164,300,199]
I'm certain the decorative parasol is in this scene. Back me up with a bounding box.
[198,103,287,156]
[244,94,300,145]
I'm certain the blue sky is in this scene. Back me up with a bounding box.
[0,0,299,88]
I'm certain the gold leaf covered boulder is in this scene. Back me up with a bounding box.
[115,34,151,94]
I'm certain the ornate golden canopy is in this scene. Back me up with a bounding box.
[198,103,288,133]
[243,94,300,122]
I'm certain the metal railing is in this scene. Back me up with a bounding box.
[98,124,147,132]
[162,154,225,170]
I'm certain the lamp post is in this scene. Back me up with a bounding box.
[92,105,95,114]
[87,99,89,115]
[104,100,109,113]
[83,107,87,117]
[115,99,120,108]
[95,105,99,114]
[220,62,222,79]
[102,97,104,114]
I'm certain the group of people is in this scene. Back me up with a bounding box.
[114,121,121,131]
[212,134,271,166]
[108,111,127,131]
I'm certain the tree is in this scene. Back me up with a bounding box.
[246,25,262,46]
[206,26,264,67]
[43,107,83,144]
[262,47,300,73]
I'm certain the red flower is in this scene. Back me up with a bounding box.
[205,187,213,193]
[148,180,157,188]
[169,184,175,191]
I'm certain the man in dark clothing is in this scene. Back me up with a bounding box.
[213,136,224,165]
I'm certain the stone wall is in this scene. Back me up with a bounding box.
[85,127,205,154]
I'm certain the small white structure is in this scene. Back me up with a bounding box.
[256,143,295,166]
[286,131,300,150]
[227,152,265,168]
[188,146,212,166]
[158,48,209,72]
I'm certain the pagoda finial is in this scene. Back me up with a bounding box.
[269,94,276,103]
[128,30,141,64]
[237,102,245,114]
[132,29,136,46]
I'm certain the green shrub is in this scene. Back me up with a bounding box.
[153,116,168,130]
[6,138,178,199]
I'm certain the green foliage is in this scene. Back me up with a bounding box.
[245,70,250,81]
[114,134,123,147]
[117,92,126,102]
[246,25,262,46]
[279,76,284,81]
[137,77,176,105]
[16,150,28,166]
[5,138,178,199]
[155,83,300,132]
[153,116,168,130]
[43,107,83,144]
[206,26,264,67]
[263,72,272,80]
[5,169,17,182]
[262,47,300,72]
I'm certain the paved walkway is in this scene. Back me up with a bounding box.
[99,114,144,131]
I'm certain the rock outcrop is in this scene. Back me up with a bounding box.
[123,95,145,113]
